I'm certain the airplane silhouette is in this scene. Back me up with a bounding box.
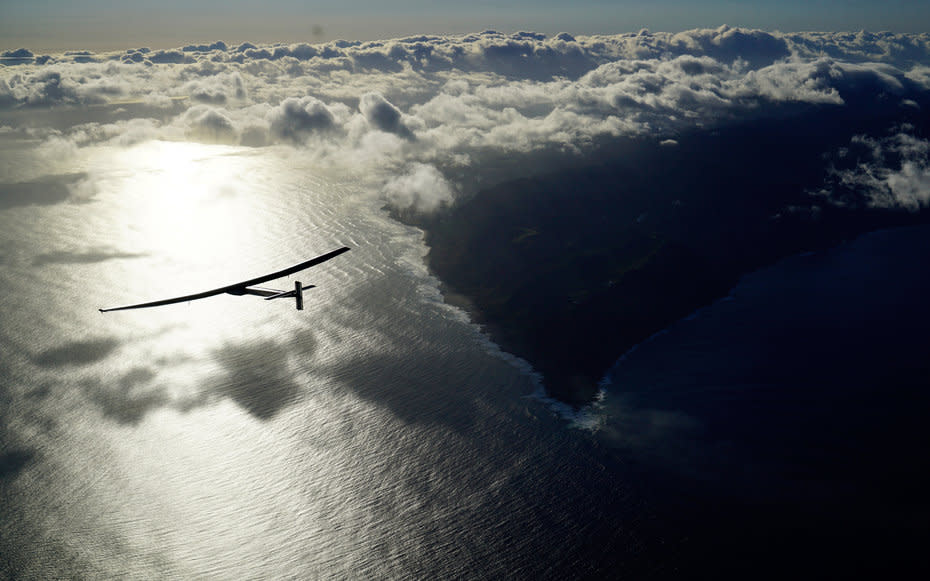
[99,247,349,312]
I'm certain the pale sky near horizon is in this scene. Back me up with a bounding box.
[1,0,928,52]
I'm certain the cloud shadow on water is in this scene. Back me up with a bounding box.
[33,337,119,367]
[318,275,484,430]
[83,367,169,425]
[323,348,481,430]
[0,450,34,481]
[32,248,147,266]
[69,330,320,424]
[0,173,87,210]
[0,403,37,481]
[206,331,317,420]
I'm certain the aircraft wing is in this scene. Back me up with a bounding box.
[99,246,349,312]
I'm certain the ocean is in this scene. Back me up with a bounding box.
[1,140,928,578]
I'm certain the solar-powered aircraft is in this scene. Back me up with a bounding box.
[99,246,350,312]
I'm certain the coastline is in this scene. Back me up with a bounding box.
[399,104,930,406]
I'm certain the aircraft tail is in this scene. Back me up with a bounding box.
[260,280,315,309]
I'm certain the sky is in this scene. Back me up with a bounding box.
[2,0,930,51]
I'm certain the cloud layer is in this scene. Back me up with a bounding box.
[2,26,929,211]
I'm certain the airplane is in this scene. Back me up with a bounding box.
[99,246,350,312]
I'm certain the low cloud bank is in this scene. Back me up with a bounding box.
[820,127,930,211]
[2,26,929,212]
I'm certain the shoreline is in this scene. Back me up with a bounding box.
[399,105,930,406]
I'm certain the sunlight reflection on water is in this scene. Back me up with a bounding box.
[3,140,613,579]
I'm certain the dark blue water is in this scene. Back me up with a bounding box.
[596,224,930,577]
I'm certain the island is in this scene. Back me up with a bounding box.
[399,98,930,406]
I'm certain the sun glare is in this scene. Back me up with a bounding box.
[87,140,299,343]
[111,141,254,262]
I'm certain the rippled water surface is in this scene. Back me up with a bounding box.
[2,140,929,579]
[0,141,646,579]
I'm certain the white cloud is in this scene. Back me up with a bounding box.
[268,96,338,143]
[183,106,238,143]
[783,30,930,68]
[824,130,930,212]
[148,50,193,64]
[359,92,414,139]
[669,25,790,68]
[2,27,928,213]
[382,163,454,212]
[181,71,247,104]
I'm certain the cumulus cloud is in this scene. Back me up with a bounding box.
[669,25,790,68]
[2,27,928,213]
[182,41,228,53]
[13,70,88,105]
[359,92,414,139]
[148,49,192,64]
[183,105,238,143]
[2,48,34,58]
[3,28,925,118]
[821,128,930,211]
[110,118,169,146]
[268,96,337,143]
[382,163,454,212]
[784,30,930,68]
[182,71,247,104]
